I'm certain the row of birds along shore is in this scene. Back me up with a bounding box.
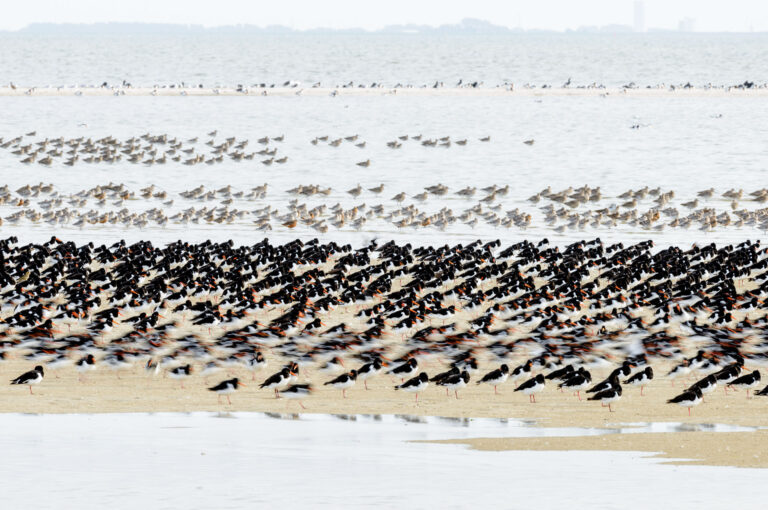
[3,235,768,412]
[3,182,768,234]
[6,80,766,95]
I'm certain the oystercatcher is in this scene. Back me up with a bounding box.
[514,374,545,403]
[279,384,312,409]
[713,363,744,395]
[357,359,384,390]
[558,367,592,400]
[667,386,703,415]
[10,365,44,394]
[75,354,96,381]
[436,370,469,399]
[208,377,244,404]
[666,359,691,386]
[755,383,768,397]
[395,372,428,403]
[476,364,509,394]
[324,369,357,398]
[388,358,418,383]
[688,374,717,401]
[588,382,622,412]
[728,370,761,398]
[624,366,654,396]
[169,364,192,388]
[259,367,291,398]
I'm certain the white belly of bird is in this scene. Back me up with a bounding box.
[521,383,543,395]
[401,382,427,393]
[332,379,355,390]
[676,395,702,408]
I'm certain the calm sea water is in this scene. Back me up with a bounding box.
[0,32,766,87]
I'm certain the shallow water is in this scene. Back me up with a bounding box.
[0,32,767,87]
[0,412,763,509]
[0,94,767,247]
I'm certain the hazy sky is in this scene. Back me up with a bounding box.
[2,0,766,32]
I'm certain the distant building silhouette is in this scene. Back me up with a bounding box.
[633,1,646,32]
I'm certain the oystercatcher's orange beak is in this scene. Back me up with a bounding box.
[238,382,247,387]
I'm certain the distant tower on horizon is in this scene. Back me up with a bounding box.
[633,1,646,32]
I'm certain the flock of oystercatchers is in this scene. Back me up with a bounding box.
[3,235,768,415]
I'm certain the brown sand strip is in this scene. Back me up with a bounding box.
[425,430,768,469]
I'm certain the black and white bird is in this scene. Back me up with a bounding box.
[666,359,691,385]
[558,367,592,400]
[75,354,96,381]
[476,364,509,394]
[514,374,545,403]
[624,366,654,396]
[324,370,357,398]
[431,367,460,394]
[208,377,243,405]
[169,364,192,388]
[755,383,768,397]
[357,359,384,390]
[588,382,622,412]
[714,363,744,394]
[587,374,620,395]
[728,370,761,398]
[10,365,44,394]
[667,386,702,416]
[388,358,418,382]
[688,374,717,401]
[260,367,292,398]
[436,370,469,399]
[279,384,312,409]
[395,372,429,403]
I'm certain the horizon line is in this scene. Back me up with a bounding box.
[1,20,766,34]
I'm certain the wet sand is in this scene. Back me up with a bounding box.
[2,358,764,423]
[428,430,768,469]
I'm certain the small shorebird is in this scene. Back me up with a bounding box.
[10,365,44,394]
[624,366,654,396]
[395,372,428,403]
[279,384,312,408]
[515,374,545,403]
[324,370,357,398]
[588,383,622,412]
[436,370,469,399]
[667,386,702,416]
[208,378,244,405]
[476,364,509,394]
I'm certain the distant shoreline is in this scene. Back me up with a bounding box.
[1,86,767,97]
